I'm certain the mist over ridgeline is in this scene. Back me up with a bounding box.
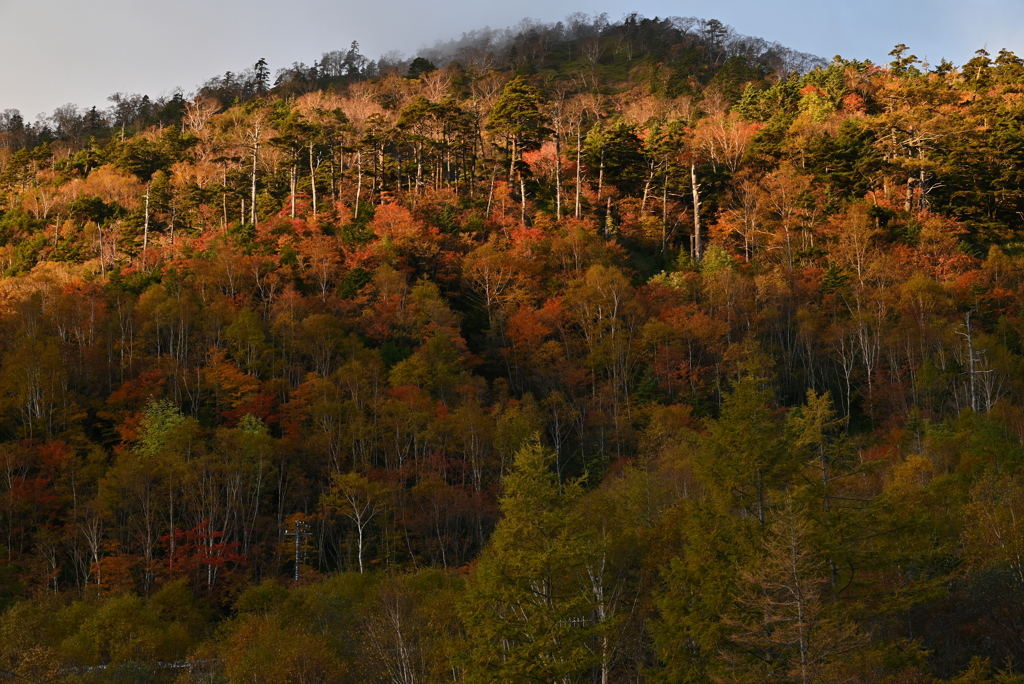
[1,13,823,144]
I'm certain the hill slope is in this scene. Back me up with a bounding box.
[0,14,1024,684]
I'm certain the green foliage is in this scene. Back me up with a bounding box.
[733,76,801,123]
[113,137,173,181]
[699,243,735,273]
[0,208,41,246]
[5,232,47,275]
[584,119,646,194]
[407,57,437,79]
[486,76,551,157]
[137,397,186,458]
[461,438,595,682]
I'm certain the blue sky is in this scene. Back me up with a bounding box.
[1,0,1022,118]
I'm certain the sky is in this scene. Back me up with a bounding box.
[1,0,1023,119]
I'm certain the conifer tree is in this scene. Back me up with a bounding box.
[461,438,594,683]
[486,77,550,223]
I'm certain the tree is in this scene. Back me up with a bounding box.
[688,111,762,261]
[487,77,551,223]
[269,110,314,218]
[462,236,523,336]
[321,472,390,574]
[358,571,464,684]
[225,612,347,684]
[583,119,645,197]
[254,58,271,95]
[717,499,866,684]
[224,103,272,226]
[461,438,595,682]
[960,471,1024,661]
[697,362,797,526]
[407,57,437,79]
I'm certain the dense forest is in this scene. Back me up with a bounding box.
[1,11,1024,683]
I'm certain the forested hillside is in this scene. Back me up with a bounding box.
[2,13,1024,683]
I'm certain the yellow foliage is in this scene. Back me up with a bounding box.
[887,453,934,490]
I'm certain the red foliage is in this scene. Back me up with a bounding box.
[161,521,246,594]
